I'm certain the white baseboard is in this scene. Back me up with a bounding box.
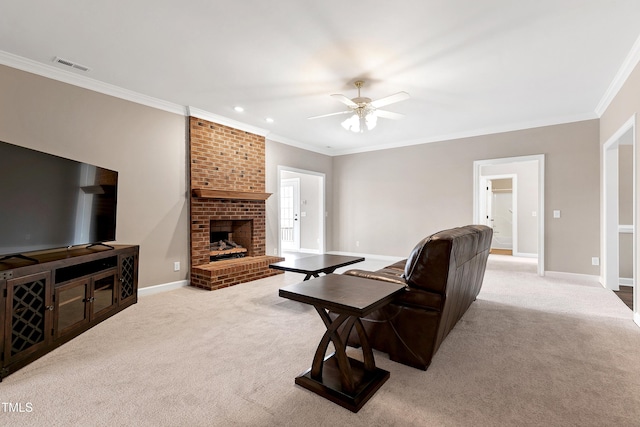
[514,252,538,258]
[544,270,602,283]
[297,248,321,254]
[619,278,634,286]
[138,280,189,297]
[326,250,405,263]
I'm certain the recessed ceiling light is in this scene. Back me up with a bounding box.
[234,106,244,112]
[265,117,274,123]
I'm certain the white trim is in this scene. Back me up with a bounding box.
[0,50,605,158]
[619,224,634,234]
[330,115,597,156]
[544,271,601,283]
[634,312,640,328]
[297,248,322,254]
[187,106,269,137]
[514,252,538,258]
[138,280,189,297]
[267,133,334,156]
[595,33,640,117]
[602,114,636,301]
[0,50,186,115]
[327,251,405,263]
[620,278,634,286]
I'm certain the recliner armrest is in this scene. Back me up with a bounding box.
[343,269,407,286]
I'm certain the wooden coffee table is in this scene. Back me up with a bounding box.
[279,274,405,412]
[269,254,364,281]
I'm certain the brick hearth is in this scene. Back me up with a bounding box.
[189,117,283,290]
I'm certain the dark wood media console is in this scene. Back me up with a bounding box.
[0,244,139,380]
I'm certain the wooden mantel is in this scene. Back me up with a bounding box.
[192,189,272,201]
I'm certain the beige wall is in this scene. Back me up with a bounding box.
[333,120,600,275]
[0,65,189,288]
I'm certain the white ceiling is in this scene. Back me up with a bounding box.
[1,1,640,155]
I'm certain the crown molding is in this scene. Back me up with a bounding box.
[0,51,274,137]
[265,133,334,156]
[0,50,617,158]
[330,112,599,156]
[595,33,640,117]
[187,106,269,137]
[0,50,186,115]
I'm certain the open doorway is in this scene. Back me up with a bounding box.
[277,166,325,256]
[602,114,637,325]
[474,155,545,276]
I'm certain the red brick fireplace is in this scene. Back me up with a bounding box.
[189,117,283,290]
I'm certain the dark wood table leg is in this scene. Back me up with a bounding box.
[294,306,391,412]
[304,267,337,280]
[311,308,357,392]
[353,318,375,372]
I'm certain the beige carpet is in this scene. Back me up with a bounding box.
[2,255,640,426]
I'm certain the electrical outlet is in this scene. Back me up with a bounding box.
[356,241,360,247]
[591,257,599,266]
[174,261,180,272]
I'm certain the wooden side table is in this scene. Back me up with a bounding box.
[279,274,405,412]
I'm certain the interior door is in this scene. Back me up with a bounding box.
[484,179,493,228]
[280,178,300,251]
[491,185,514,249]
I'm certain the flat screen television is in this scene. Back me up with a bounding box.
[0,140,118,258]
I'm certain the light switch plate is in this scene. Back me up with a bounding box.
[553,210,561,218]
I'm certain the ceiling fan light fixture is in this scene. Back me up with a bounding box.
[365,111,377,130]
[341,114,360,132]
[312,80,409,133]
[341,109,377,133]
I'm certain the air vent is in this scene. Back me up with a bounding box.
[53,57,91,72]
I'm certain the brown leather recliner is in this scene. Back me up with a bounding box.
[342,225,493,370]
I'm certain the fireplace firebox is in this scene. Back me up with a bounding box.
[209,220,252,261]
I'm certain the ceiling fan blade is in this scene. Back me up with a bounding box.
[375,109,405,120]
[331,94,358,108]
[307,110,353,120]
[370,91,410,108]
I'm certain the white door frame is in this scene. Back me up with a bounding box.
[473,154,545,276]
[276,165,326,255]
[602,114,637,326]
[480,174,518,253]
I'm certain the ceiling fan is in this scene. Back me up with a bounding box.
[308,80,410,133]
